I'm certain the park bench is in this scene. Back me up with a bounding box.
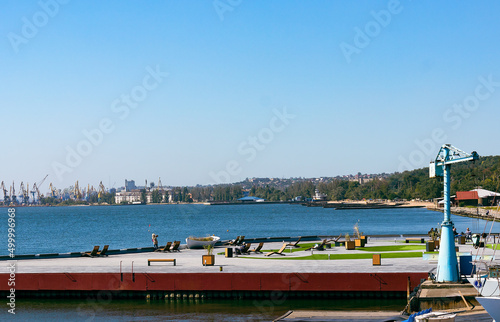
[148,259,176,266]
[405,238,425,243]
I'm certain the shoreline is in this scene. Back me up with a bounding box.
[0,199,436,208]
[426,206,500,221]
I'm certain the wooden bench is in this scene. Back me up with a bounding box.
[148,259,176,266]
[405,238,424,243]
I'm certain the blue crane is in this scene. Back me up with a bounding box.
[430,144,479,282]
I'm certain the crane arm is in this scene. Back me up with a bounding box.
[430,144,479,177]
[435,144,479,165]
[37,174,49,189]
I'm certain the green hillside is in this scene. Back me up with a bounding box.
[314,155,500,201]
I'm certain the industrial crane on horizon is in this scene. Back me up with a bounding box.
[1,181,9,205]
[30,174,48,204]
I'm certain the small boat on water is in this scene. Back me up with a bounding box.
[186,235,220,249]
[475,296,500,321]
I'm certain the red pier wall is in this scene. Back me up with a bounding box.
[0,272,428,293]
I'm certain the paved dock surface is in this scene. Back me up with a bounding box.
[3,237,497,275]
[1,237,469,274]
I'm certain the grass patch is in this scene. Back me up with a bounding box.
[259,242,325,254]
[357,245,426,252]
[396,240,427,244]
[221,243,427,255]
[217,242,321,255]
[244,251,423,260]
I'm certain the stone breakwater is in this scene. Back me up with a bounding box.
[428,206,500,220]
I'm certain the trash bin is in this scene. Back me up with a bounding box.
[225,247,233,258]
[426,241,435,252]
[459,255,475,276]
[372,254,381,266]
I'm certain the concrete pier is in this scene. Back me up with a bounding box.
[1,235,496,315]
[416,281,478,311]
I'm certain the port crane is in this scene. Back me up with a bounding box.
[30,174,48,204]
[1,181,9,205]
[31,183,42,204]
[98,181,106,201]
[48,183,59,198]
[430,144,479,282]
[158,177,165,202]
[10,181,17,204]
[85,184,91,201]
[73,181,82,200]
[19,182,29,204]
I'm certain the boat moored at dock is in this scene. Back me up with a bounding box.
[186,235,220,249]
[475,296,500,321]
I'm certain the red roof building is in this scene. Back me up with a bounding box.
[455,191,479,201]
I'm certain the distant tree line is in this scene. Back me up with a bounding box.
[37,156,500,205]
[203,156,499,202]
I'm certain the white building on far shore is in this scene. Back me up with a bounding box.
[313,189,327,201]
[115,191,142,204]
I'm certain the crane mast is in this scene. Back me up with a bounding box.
[430,144,479,282]
[11,181,16,204]
[98,181,106,201]
[19,182,29,205]
[33,183,41,204]
[49,183,58,198]
[1,181,9,205]
[158,177,165,202]
[30,183,37,204]
[73,181,82,200]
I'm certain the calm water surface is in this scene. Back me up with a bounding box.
[13,298,407,321]
[0,204,496,255]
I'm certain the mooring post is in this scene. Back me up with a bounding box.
[407,276,410,300]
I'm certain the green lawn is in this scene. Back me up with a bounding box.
[258,242,325,253]
[219,243,427,256]
[357,245,426,252]
[397,240,428,244]
[244,251,423,260]
[217,242,320,255]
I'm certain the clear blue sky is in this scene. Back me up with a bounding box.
[1,1,500,191]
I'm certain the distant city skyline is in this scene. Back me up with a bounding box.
[2,1,500,189]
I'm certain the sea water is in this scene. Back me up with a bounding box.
[0,204,495,256]
[11,298,407,321]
